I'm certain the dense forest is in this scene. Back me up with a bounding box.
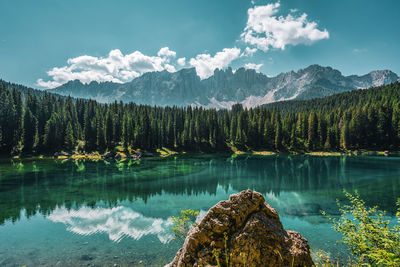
[0,81,400,155]
[0,79,56,98]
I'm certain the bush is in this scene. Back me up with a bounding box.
[322,191,400,266]
[170,209,199,240]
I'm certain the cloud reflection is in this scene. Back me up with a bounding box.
[47,206,174,243]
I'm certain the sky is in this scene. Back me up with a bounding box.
[1,0,399,89]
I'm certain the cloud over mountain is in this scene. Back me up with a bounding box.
[244,62,263,71]
[37,47,179,89]
[37,46,243,88]
[189,47,241,79]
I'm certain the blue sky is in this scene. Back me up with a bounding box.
[0,0,399,88]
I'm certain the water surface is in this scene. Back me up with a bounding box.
[0,155,399,266]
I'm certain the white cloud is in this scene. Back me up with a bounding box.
[36,79,64,89]
[164,64,176,72]
[189,47,241,79]
[37,47,178,89]
[244,63,263,71]
[177,57,186,66]
[241,47,258,57]
[241,2,329,51]
[157,47,177,58]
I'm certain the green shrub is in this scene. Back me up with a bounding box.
[170,209,199,240]
[322,191,400,266]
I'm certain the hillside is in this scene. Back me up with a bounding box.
[264,81,400,113]
[1,80,399,155]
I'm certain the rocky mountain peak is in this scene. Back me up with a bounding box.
[300,64,342,79]
[66,79,84,86]
[179,67,198,76]
[50,65,399,108]
[368,70,399,84]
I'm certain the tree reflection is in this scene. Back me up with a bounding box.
[0,155,399,225]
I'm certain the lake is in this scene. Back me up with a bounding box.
[0,154,399,266]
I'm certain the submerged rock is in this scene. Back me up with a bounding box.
[166,189,314,267]
[80,254,94,261]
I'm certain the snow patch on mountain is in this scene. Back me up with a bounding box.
[194,97,237,110]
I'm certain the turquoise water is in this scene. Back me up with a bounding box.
[0,155,399,266]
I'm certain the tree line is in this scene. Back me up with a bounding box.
[1,81,400,155]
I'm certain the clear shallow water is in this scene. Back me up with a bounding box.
[0,154,399,266]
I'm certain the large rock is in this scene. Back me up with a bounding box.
[166,190,314,267]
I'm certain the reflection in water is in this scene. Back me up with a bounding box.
[0,155,399,225]
[0,155,399,266]
[48,206,174,243]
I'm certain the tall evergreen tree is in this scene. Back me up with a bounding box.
[22,108,38,153]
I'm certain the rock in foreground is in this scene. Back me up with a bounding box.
[166,190,314,267]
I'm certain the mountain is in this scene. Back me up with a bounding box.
[49,65,400,108]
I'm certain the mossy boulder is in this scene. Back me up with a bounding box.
[166,190,314,267]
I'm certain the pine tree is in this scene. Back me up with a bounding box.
[274,113,282,150]
[105,110,114,150]
[43,113,63,152]
[96,118,106,152]
[64,122,75,151]
[229,115,237,144]
[307,112,318,150]
[340,120,349,150]
[22,108,38,153]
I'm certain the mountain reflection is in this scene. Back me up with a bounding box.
[0,155,399,225]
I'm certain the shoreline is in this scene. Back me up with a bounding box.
[4,149,399,161]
